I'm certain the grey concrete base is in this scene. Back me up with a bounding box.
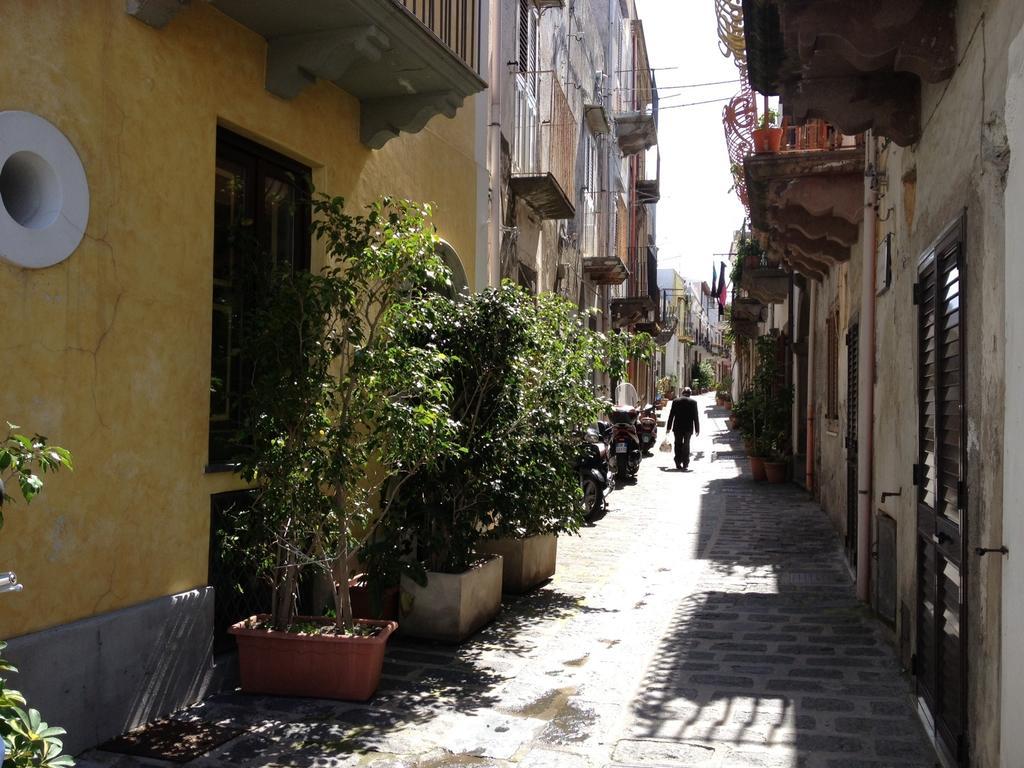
[400,556,503,643]
[4,587,214,755]
[477,534,557,594]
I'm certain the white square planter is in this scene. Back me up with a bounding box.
[476,534,557,594]
[399,555,503,643]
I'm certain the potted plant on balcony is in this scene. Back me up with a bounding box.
[224,196,459,700]
[753,108,783,154]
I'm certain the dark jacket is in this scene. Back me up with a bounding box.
[666,396,700,437]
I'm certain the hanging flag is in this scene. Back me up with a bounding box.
[711,263,717,298]
[718,260,728,311]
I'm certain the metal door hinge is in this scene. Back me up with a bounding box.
[912,463,924,486]
[912,282,922,305]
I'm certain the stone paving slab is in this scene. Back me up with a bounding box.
[78,397,938,768]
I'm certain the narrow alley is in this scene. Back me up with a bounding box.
[78,397,936,768]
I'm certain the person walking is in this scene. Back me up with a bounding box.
[666,387,700,470]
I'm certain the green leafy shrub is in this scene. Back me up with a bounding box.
[736,335,792,458]
[692,361,715,392]
[371,284,649,577]
[227,195,460,633]
[1,646,73,768]
[1,426,74,767]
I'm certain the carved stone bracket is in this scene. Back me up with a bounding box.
[267,27,390,100]
[788,0,956,85]
[125,0,191,28]
[783,73,920,146]
[744,0,954,146]
[767,205,858,247]
[774,175,862,225]
[361,92,462,149]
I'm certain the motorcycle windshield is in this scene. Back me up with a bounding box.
[614,382,639,408]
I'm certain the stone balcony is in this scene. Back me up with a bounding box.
[128,0,486,148]
[739,254,790,304]
[742,0,956,146]
[743,123,864,281]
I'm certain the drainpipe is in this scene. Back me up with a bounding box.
[806,279,816,494]
[856,131,878,603]
[487,0,502,287]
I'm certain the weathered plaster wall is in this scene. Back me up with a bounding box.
[1000,20,1024,768]
[810,258,856,540]
[0,0,483,638]
[868,0,1020,763]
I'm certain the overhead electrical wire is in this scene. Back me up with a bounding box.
[658,96,734,111]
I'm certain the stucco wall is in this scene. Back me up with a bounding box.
[1000,19,1024,768]
[810,258,856,539]
[876,2,1017,764]
[0,0,484,638]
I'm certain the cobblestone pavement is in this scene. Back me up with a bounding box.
[80,396,938,768]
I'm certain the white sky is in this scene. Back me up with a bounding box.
[635,0,746,287]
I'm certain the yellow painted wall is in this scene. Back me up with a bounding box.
[0,0,482,637]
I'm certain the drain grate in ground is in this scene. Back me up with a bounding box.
[99,718,244,763]
[780,571,842,585]
[712,450,746,460]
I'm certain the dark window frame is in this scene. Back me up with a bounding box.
[207,128,312,471]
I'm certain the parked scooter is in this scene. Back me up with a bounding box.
[638,404,658,455]
[609,383,642,481]
[578,423,612,517]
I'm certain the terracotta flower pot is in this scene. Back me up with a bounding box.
[749,456,767,481]
[728,416,738,430]
[724,401,732,411]
[753,127,784,153]
[764,461,788,484]
[348,575,400,621]
[230,615,396,701]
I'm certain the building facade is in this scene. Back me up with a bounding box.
[0,0,490,752]
[734,0,1024,764]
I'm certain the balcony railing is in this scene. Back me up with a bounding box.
[636,146,660,204]
[398,0,482,75]
[779,119,858,153]
[509,72,578,219]
[615,21,658,156]
[581,192,629,285]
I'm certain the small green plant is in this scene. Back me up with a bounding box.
[0,427,74,768]
[759,108,779,130]
[0,426,73,524]
[0,646,73,768]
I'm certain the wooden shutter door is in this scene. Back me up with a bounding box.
[846,323,859,567]
[914,218,967,764]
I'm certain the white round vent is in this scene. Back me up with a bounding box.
[0,112,89,269]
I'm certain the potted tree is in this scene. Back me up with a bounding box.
[224,196,459,700]
[742,335,789,482]
[753,108,783,154]
[477,293,649,593]
[373,286,650,639]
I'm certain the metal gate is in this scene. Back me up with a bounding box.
[914,218,967,764]
[845,323,859,567]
